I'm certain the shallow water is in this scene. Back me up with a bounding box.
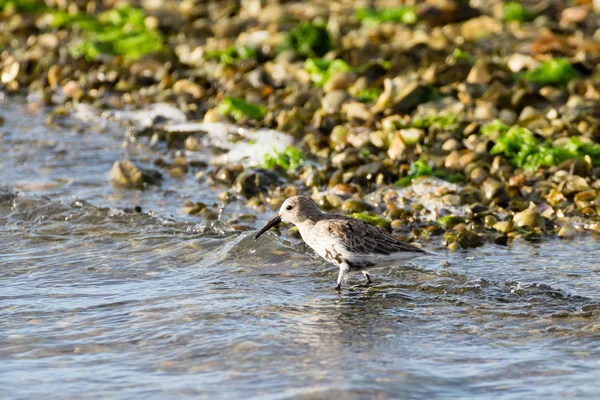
[1,102,600,399]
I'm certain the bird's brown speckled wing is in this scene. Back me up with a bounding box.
[326,218,426,256]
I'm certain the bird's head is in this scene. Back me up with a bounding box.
[254,196,322,239]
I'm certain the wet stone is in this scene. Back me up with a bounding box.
[341,198,373,213]
[484,215,497,227]
[437,215,465,230]
[354,162,382,179]
[493,234,508,246]
[230,224,253,231]
[216,166,242,185]
[331,148,362,169]
[322,90,351,114]
[460,16,502,41]
[469,167,488,185]
[444,151,461,169]
[108,161,163,190]
[200,208,219,220]
[562,175,590,196]
[302,168,322,188]
[442,139,461,152]
[493,220,513,234]
[217,191,232,203]
[183,201,207,215]
[574,190,597,209]
[481,177,506,203]
[330,125,348,147]
[513,203,544,230]
[387,133,407,161]
[445,228,485,248]
[234,169,282,198]
[324,72,357,93]
[393,82,429,113]
[446,242,461,252]
[558,223,578,239]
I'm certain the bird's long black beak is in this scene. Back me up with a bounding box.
[254,215,282,240]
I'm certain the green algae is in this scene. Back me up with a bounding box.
[522,58,579,87]
[278,22,333,58]
[51,5,164,61]
[411,115,458,130]
[217,97,267,121]
[482,120,600,170]
[355,6,417,25]
[304,58,352,86]
[204,46,257,64]
[264,146,305,173]
[504,1,537,22]
[350,213,390,229]
[356,88,383,103]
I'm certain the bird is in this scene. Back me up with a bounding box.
[254,195,429,291]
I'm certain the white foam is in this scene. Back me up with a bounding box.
[73,103,187,131]
[111,103,187,130]
[165,122,294,166]
[72,103,106,126]
[70,103,295,166]
[395,177,467,221]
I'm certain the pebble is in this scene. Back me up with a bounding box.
[322,90,350,114]
[558,223,578,239]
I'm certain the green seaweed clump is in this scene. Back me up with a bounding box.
[356,88,382,103]
[217,97,266,121]
[350,213,390,230]
[480,119,509,137]
[264,146,305,173]
[204,46,257,64]
[484,122,600,170]
[395,158,433,186]
[52,5,164,61]
[504,1,537,22]
[452,48,475,63]
[304,58,391,87]
[562,137,600,164]
[488,126,541,168]
[396,157,465,186]
[304,58,353,86]
[355,6,417,25]
[522,58,579,87]
[523,137,600,170]
[0,0,46,12]
[437,215,466,230]
[411,114,458,130]
[279,22,333,58]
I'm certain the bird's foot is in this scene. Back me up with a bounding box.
[362,271,372,286]
[335,283,341,292]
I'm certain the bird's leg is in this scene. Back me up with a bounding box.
[335,269,344,291]
[336,264,349,291]
[361,271,372,285]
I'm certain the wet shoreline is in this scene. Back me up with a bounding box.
[2,1,600,398]
[1,1,600,248]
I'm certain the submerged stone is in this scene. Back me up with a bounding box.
[341,198,373,213]
[445,228,485,248]
[108,161,163,189]
[558,223,578,239]
[513,203,544,230]
[493,220,513,234]
[234,168,282,198]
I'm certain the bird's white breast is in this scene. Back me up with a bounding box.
[297,221,346,264]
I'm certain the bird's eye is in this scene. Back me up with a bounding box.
[285,205,293,211]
